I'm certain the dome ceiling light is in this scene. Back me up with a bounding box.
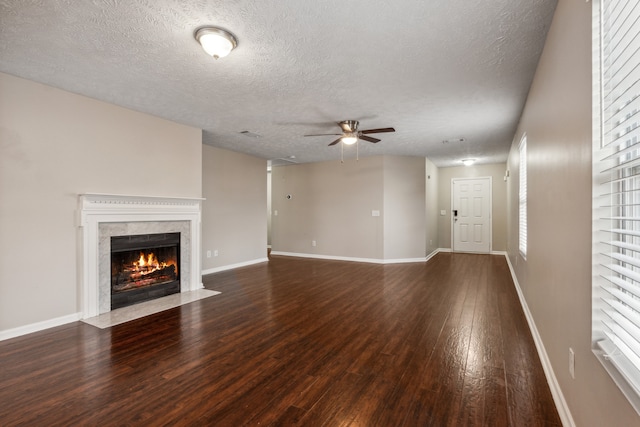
[194,27,238,59]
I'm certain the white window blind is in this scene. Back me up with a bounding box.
[593,0,640,412]
[519,135,527,257]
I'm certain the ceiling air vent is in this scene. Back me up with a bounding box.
[442,137,466,144]
[239,130,261,138]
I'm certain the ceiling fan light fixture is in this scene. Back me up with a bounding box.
[195,27,237,59]
[462,159,476,166]
[341,133,358,145]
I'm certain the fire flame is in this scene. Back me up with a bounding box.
[133,252,174,275]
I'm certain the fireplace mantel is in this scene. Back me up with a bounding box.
[79,194,204,318]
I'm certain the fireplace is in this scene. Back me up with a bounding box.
[111,232,181,310]
[79,194,203,318]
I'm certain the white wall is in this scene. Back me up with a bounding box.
[201,145,268,272]
[507,1,640,424]
[437,163,508,252]
[0,73,202,333]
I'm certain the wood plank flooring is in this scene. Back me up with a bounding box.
[0,253,562,426]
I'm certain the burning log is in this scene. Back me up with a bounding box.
[113,264,177,292]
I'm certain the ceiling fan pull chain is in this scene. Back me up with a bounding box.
[341,142,344,163]
[356,140,359,161]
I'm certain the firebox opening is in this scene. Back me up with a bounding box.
[110,232,180,310]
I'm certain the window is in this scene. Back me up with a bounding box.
[519,134,527,257]
[592,0,640,412]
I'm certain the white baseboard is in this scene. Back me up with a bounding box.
[425,248,440,262]
[269,251,426,265]
[503,254,575,427]
[0,312,82,342]
[202,257,269,276]
[436,248,506,256]
[381,257,428,264]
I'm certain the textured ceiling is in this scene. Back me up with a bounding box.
[0,0,557,167]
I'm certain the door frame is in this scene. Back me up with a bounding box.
[450,176,492,253]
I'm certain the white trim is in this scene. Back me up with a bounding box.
[491,250,507,256]
[425,248,441,262]
[270,251,426,265]
[202,258,269,275]
[381,257,427,264]
[519,134,528,258]
[438,248,453,253]
[0,312,82,342]
[504,254,576,427]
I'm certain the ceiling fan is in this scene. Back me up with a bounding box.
[304,120,395,146]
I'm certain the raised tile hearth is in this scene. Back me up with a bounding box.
[82,288,220,329]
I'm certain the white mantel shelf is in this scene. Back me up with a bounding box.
[80,193,205,211]
[78,194,204,319]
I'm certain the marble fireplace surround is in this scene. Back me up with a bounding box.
[79,194,203,319]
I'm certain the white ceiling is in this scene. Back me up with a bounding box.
[0,0,557,167]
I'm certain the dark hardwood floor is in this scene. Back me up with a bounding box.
[0,253,562,426]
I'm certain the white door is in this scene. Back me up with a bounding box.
[452,177,491,253]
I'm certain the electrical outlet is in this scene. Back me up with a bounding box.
[312,240,316,247]
[206,250,211,258]
[429,239,433,246]
[214,250,219,257]
[569,348,575,379]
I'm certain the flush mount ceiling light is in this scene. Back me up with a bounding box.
[462,159,476,166]
[194,27,238,59]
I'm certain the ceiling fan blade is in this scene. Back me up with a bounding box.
[328,138,343,146]
[360,127,395,134]
[304,133,342,137]
[359,135,381,143]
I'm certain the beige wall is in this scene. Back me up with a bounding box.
[271,156,427,261]
[271,157,385,259]
[425,157,439,254]
[383,156,426,259]
[0,72,202,332]
[201,146,267,271]
[508,0,639,424]
[437,163,508,252]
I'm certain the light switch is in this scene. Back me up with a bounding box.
[372,210,380,217]
[440,210,446,216]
